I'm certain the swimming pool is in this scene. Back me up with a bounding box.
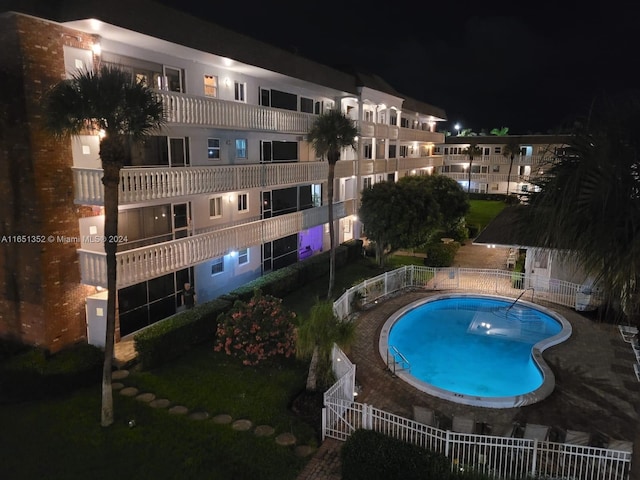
[378,293,572,408]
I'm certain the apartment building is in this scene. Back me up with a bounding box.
[436,135,572,195]
[0,0,446,352]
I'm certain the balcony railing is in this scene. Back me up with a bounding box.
[73,162,329,206]
[78,202,346,288]
[157,91,316,133]
[398,128,444,143]
[442,154,549,166]
[443,172,533,183]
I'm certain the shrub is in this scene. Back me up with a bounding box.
[214,291,296,366]
[423,241,460,267]
[135,298,232,369]
[341,429,450,480]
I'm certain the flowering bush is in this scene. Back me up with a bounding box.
[214,291,296,366]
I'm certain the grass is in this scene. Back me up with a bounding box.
[466,199,506,233]
[0,350,314,480]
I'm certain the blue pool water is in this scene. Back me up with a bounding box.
[387,296,565,400]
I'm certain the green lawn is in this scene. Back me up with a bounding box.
[0,349,314,480]
[466,200,506,233]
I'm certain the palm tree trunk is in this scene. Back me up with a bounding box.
[327,157,337,299]
[306,346,320,392]
[506,154,514,196]
[100,140,123,427]
[467,156,473,194]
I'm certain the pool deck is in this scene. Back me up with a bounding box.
[296,243,640,480]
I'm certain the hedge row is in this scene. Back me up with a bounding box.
[341,429,494,480]
[134,239,363,369]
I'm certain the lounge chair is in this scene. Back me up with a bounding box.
[413,406,438,428]
[451,415,476,434]
[634,363,640,382]
[487,421,516,437]
[618,325,638,343]
[523,423,551,441]
[564,429,591,446]
[632,338,640,362]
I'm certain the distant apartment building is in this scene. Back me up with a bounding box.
[436,135,572,195]
[0,0,446,352]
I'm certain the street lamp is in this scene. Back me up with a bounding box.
[454,123,461,136]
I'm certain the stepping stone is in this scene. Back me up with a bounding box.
[275,432,296,446]
[112,370,129,380]
[254,425,275,437]
[189,411,210,421]
[295,445,315,457]
[231,419,253,431]
[119,386,139,397]
[168,405,189,415]
[111,382,125,391]
[149,398,171,409]
[136,392,156,403]
[212,414,233,425]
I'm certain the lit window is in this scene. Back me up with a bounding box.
[238,248,249,265]
[204,75,218,97]
[237,193,248,212]
[209,196,222,218]
[207,138,220,159]
[234,81,245,102]
[211,257,224,275]
[235,139,247,159]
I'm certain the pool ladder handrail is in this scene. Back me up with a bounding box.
[505,287,535,317]
[387,345,411,375]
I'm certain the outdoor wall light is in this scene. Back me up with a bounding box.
[92,43,102,55]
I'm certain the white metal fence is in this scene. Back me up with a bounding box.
[333,265,598,321]
[325,269,629,479]
[323,347,632,480]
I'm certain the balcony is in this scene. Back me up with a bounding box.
[398,128,445,143]
[73,162,329,206]
[442,154,548,166]
[359,121,444,144]
[157,91,315,133]
[78,202,346,288]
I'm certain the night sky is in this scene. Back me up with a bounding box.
[157,0,636,134]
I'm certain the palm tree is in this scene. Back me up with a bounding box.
[307,110,358,299]
[43,65,164,426]
[502,138,521,196]
[462,143,482,194]
[523,91,640,324]
[490,126,509,136]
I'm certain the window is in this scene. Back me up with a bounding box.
[260,88,297,111]
[209,196,222,218]
[234,82,246,102]
[363,144,372,159]
[207,138,220,159]
[300,97,313,113]
[235,139,247,158]
[399,145,408,157]
[492,165,500,172]
[363,177,372,189]
[260,88,270,107]
[238,248,249,265]
[388,145,397,158]
[204,75,218,97]
[494,146,502,154]
[483,147,491,156]
[211,257,224,275]
[237,193,248,212]
[163,66,184,93]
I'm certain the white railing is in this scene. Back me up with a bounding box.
[333,265,598,325]
[157,90,316,133]
[398,128,445,143]
[78,202,345,288]
[323,346,631,479]
[443,154,550,166]
[73,162,328,206]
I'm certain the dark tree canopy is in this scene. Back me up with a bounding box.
[359,175,468,265]
[522,90,640,321]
